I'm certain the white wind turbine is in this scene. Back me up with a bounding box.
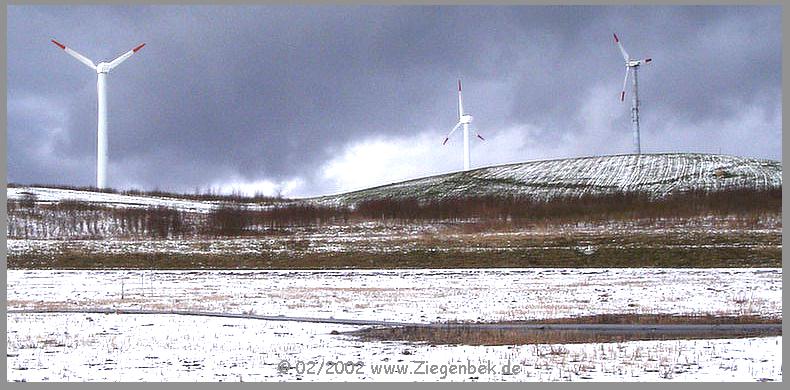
[51,39,146,189]
[443,79,485,171]
[614,33,651,155]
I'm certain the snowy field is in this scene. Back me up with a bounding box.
[6,268,782,381]
[7,269,782,323]
[6,313,782,382]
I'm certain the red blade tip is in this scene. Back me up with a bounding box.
[477,135,485,141]
[133,43,146,52]
[644,58,652,63]
[51,39,65,49]
[458,80,462,92]
[613,33,619,43]
[620,91,625,101]
[443,138,449,145]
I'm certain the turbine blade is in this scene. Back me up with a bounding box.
[108,43,145,70]
[457,79,464,118]
[443,122,462,144]
[621,67,630,101]
[52,39,96,69]
[613,33,629,61]
[476,133,485,141]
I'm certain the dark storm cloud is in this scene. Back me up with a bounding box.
[7,5,781,195]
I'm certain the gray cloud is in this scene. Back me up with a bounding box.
[7,5,781,196]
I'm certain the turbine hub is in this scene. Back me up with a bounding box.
[96,62,111,73]
[460,114,473,124]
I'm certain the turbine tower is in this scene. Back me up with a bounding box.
[443,79,485,171]
[51,39,145,188]
[614,33,651,155]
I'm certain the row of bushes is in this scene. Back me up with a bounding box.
[207,187,781,235]
[352,188,782,223]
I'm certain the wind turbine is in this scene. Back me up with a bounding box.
[51,39,146,189]
[613,33,651,155]
[443,79,485,171]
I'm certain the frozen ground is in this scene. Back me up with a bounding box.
[7,268,782,323]
[6,313,782,382]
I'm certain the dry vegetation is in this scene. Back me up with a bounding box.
[498,313,783,325]
[351,314,782,346]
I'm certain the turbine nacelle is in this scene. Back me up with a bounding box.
[96,62,111,73]
[626,58,651,68]
[460,114,473,124]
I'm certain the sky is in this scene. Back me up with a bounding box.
[6,5,782,198]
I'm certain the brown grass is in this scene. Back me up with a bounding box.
[351,326,782,346]
[351,314,782,346]
[501,313,782,325]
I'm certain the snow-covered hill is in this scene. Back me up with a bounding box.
[6,186,272,213]
[311,153,782,206]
